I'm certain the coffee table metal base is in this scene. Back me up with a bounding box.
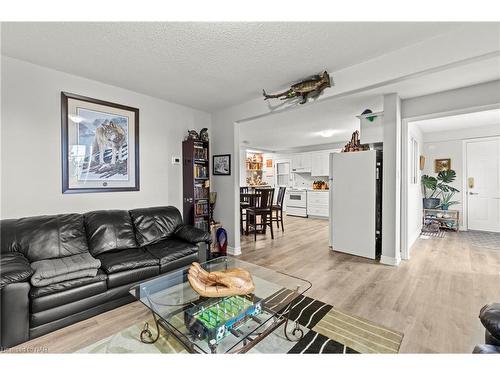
[139,296,304,354]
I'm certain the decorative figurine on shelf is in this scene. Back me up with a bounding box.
[199,128,209,142]
[342,130,369,152]
[209,192,217,224]
[262,71,332,105]
[361,109,377,122]
[185,129,199,141]
[187,262,255,298]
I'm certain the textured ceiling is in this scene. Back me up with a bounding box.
[1,22,465,111]
[411,108,500,133]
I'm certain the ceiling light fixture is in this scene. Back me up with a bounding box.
[317,129,338,138]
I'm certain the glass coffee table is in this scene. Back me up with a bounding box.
[130,256,312,353]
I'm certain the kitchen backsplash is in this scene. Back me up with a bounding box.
[293,173,328,188]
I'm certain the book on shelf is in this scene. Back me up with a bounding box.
[194,184,209,199]
[194,217,209,232]
[194,165,208,178]
[194,146,208,160]
[195,201,209,216]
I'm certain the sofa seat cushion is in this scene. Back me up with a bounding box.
[97,248,158,274]
[31,277,108,313]
[129,206,183,246]
[30,270,107,299]
[84,210,138,256]
[106,265,159,289]
[146,239,198,265]
[145,239,199,273]
[0,252,33,288]
[30,253,101,287]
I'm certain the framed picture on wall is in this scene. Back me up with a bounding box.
[434,158,451,173]
[61,92,140,193]
[213,154,231,176]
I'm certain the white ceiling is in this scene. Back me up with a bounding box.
[239,93,382,151]
[411,108,500,133]
[1,22,468,111]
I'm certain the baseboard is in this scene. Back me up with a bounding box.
[227,246,241,256]
[380,255,401,266]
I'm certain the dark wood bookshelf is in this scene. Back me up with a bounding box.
[182,139,210,232]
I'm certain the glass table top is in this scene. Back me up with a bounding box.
[130,256,311,353]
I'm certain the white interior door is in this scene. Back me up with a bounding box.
[467,137,500,232]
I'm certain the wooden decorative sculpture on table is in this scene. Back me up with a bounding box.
[188,262,255,297]
[263,71,332,104]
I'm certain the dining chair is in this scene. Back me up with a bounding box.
[246,188,275,241]
[240,187,250,234]
[272,186,286,232]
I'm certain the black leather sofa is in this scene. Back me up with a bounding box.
[0,206,210,349]
[473,303,500,354]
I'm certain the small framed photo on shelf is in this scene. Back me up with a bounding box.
[213,154,231,176]
[434,158,451,173]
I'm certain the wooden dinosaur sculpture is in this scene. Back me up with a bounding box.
[263,71,332,104]
[187,262,255,298]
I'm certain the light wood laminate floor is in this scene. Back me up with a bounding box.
[11,216,500,353]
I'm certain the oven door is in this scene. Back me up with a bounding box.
[288,191,306,208]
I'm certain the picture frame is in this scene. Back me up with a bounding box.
[434,158,451,173]
[61,92,140,193]
[213,154,231,176]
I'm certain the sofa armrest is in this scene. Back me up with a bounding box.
[1,252,33,289]
[174,224,211,245]
[480,303,500,342]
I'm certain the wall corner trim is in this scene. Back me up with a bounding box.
[380,255,401,266]
[227,246,242,256]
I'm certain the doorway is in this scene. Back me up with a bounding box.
[465,137,500,232]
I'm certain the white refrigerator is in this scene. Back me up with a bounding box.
[329,150,383,259]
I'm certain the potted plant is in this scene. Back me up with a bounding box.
[421,175,440,208]
[421,170,459,209]
[436,170,460,210]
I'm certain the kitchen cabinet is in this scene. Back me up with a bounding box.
[311,151,330,177]
[307,190,329,218]
[291,153,311,172]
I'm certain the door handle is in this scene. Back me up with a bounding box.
[469,192,479,195]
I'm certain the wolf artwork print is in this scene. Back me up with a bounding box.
[62,92,140,193]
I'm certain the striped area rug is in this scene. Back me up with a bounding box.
[79,290,403,354]
[268,291,403,354]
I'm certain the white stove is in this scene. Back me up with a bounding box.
[286,189,307,217]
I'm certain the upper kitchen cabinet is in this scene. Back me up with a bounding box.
[291,153,311,173]
[311,151,330,176]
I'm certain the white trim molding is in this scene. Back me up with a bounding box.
[227,246,241,256]
[380,255,401,266]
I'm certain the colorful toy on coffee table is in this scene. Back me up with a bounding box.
[184,295,263,344]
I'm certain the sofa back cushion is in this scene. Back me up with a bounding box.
[84,210,137,255]
[0,214,89,262]
[129,206,183,246]
[84,210,138,256]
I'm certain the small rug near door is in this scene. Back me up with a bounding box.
[420,230,446,239]
[78,294,403,354]
[462,230,500,250]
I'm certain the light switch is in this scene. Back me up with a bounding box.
[172,156,181,165]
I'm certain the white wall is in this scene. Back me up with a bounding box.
[407,126,423,250]
[0,57,211,219]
